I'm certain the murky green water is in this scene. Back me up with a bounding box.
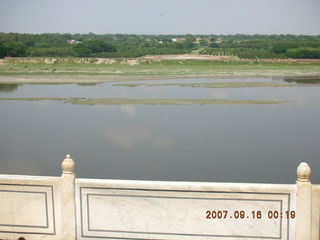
[0,77,319,184]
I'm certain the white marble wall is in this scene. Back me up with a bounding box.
[0,157,319,240]
[311,185,320,240]
[0,174,61,240]
[76,179,296,240]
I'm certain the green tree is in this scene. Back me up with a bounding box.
[209,42,219,48]
[199,40,208,47]
[0,42,6,58]
[209,36,217,42]
[75,47,93,57]
[74,39,116,56]
[286,48,320,59]
[7,41,27,57]
[183,35,195,48]
[272,43,297,54]
[28,47,76,57]
[85,39,116,53]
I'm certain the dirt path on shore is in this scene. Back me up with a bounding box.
[2,55,320,64]
[142,54,231,61]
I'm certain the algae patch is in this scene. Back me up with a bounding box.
[0,97,292,105]
[112,82,295,88]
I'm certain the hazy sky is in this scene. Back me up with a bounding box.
[0,0,319,35]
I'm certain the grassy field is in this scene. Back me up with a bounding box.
[0,57,320,83]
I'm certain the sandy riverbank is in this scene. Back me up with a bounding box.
[0,57,319,84]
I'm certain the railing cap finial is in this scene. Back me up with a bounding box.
[297,162,311,182]
[61,154,75,174]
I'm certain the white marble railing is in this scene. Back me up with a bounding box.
[0,154,319,240]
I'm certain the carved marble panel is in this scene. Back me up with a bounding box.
[0,183,56,235]
[76,181,296,240]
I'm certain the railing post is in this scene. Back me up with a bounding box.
[61,154,76,240]
[296,162,312,240]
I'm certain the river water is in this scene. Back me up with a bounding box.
[0,77,319,184]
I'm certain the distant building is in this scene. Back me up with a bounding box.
[172,38,185,43]
[194,37,202,44]
[67,39,80,44]
[215,37,223,43]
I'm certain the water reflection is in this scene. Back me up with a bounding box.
[77,83,98,86]
[119,105,137,116]
[283,76,320,84]
[107,128,173,151]
[107,128,149,150]
[0,84,20,93]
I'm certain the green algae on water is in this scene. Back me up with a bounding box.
[0,97,292,105]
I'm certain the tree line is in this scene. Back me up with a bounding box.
[0,33,319,59]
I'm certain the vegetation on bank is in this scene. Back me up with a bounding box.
[0,33,320,59]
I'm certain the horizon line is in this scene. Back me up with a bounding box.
[1,32,320,37]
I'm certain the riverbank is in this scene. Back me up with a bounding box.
[0,57,320,84]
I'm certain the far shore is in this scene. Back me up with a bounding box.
[0,56,320,84]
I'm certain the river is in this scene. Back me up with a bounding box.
[0,77,319,184]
